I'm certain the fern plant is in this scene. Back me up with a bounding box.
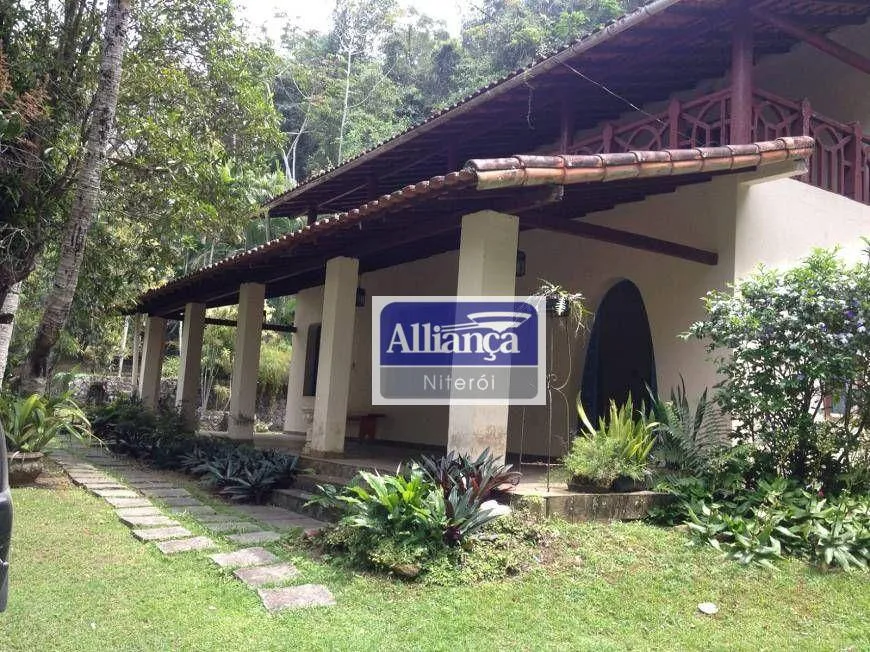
[648,378,729,473]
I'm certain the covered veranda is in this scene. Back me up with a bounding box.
[132,137,814,465]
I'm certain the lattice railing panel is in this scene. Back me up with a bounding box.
[563,86,870,204]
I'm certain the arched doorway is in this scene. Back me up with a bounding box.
[580,280,656,425]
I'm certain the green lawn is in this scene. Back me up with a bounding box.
[1,477,868,651]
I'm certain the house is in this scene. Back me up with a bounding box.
[133,0,870,466]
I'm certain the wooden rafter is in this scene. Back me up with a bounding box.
[527,216,719,266]
[750,7,870,75]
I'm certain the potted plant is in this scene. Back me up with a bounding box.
[564,397,657,492]
[0,392,95,485]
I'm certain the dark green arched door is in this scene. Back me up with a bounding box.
[580,280,656,425]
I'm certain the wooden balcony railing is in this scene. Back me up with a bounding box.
[566,87,870,205]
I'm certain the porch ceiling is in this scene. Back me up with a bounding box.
[264,0,870,220]
[133,137,814,316]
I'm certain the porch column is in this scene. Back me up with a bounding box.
[138,315,166,410]
[283,287,322,435]
[175,302,205,431]
[309,256,359,455]
[228,283,265,439]
[730,2,754,144]
[447,210,519,462]
[130,314,142,385]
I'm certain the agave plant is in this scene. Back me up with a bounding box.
[0,392,95,453]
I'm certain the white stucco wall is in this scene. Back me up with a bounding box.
[735,177,870,278]
[283,172,870,458]
[505,173,740,456]
[284,174,741,457]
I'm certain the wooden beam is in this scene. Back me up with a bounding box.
[730,3,754,144]
[528,216,719,265]
[162,315,297,333]
[560,93,575,152]
[750,7,870,75]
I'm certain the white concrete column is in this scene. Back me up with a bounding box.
[138,315,166,410]
[283,287,323,434]
[228,283,265,439]
[447,210,519,462]
[175,302,205,431]
[310,257,359,455]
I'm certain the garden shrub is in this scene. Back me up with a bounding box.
[312,451,518,579]
[687,249,870,490]
[564,397,656,489]
[91,398,298,503]
[681,478,869,572]
[1,391,95,453]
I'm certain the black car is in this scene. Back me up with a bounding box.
[0,425,11,611]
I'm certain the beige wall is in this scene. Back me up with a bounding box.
[736,177,870,278]
[308,174,742,457]
[753,22,870,128]
[284,171,870,457]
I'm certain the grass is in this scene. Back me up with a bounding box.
[1,471,868,651]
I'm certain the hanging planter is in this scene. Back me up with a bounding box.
[537,281,588,329]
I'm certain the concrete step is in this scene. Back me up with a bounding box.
[293,473,348,494]
[295,455,381,482]
[272,488,342,523]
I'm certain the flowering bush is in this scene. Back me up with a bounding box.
[687,249,870,489]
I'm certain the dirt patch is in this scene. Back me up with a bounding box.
[16,458,74,490]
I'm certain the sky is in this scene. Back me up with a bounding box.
[235,0,465,41]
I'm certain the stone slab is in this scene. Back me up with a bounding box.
[127,482,175,490]
[227,531,281,545]
[233,562,299,588]
[258,585,336,612]
[209,547,279,568]
[82,483,128,490]
[169,506,218,517]
[260,518,324,531]
[159,496,202,507]
[190,513,239,524]
[156,536,218,555]
[205,521,260,533]
[116,507,163,518]
[93,489,139,498]
[105,497,153,508]
[119,515,180,528]
[131,526,192,541]
[141,488,191,498]
[231,505,293,519]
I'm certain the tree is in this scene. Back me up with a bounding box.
[21,0,133,391]
[4,0,284,384]
[687,249,870,488]
[0,283,19,388]
[0,0,105,382]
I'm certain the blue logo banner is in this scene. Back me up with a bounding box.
[372,296,546,406]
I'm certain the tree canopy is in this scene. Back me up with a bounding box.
[1,0,640,386]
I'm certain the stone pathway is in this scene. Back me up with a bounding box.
[52,447,335,613]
